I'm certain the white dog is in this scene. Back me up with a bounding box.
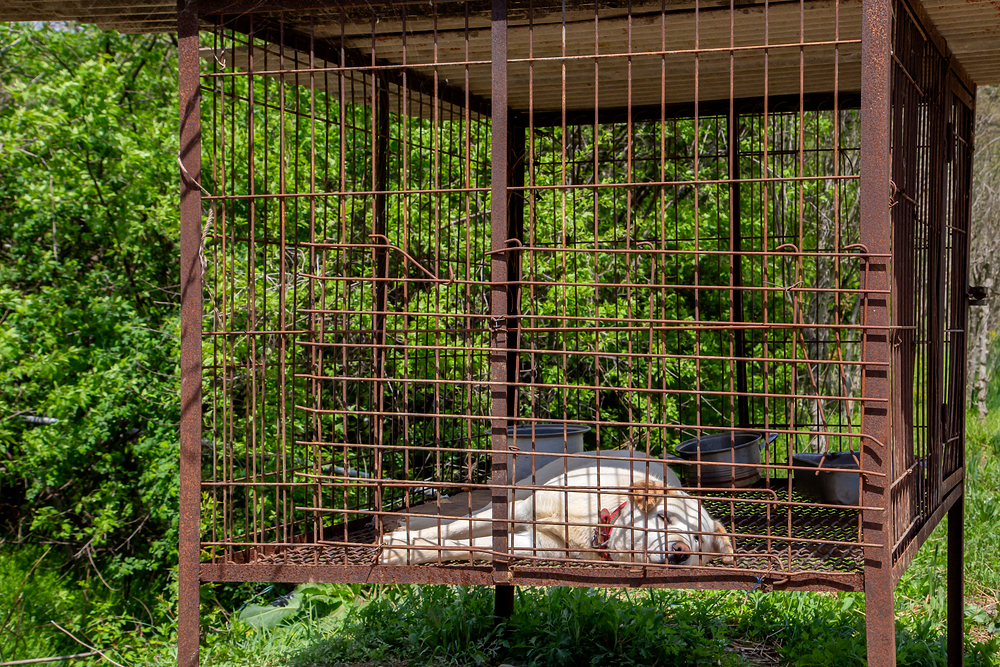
[381,451,734,566]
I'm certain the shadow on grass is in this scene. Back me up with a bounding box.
[287,586,999,667]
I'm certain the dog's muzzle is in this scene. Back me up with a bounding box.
[666,540,691,565]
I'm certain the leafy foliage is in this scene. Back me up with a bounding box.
[0,23,180,583]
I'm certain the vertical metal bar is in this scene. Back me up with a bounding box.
[177,0,202,665]
[372,72,390,537]
[277,15,289,553]
[728,109,749,429]
[507,124,526,421]
[929,63,951,512]
[463,0,474,512]
[307,15,322,551]
[245,17,257,559]
[948,86,974,667]
[491,0,513,617]
[893,55,908,529]
[948,490,965,667]
[433,1,444,523]
[258,31,269,553]
[860,0,895,661]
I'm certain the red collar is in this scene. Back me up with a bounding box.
[594,500,629,560]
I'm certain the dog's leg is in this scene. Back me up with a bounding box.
[380,533,439,565]
[382,495,552,566]
[382,532,536,565]
[432,531,555,562]
[388,491,542,546]
[382,498,518,566]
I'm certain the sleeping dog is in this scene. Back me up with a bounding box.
[380,451,735,566]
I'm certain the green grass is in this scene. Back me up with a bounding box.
[0,545,176,665]
[282,584,996,667]
[2,411,999,665]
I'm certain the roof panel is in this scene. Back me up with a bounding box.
[3,0,996,88]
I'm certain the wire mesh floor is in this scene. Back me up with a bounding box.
[239,487,863,575]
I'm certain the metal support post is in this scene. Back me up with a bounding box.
[947,489,965,667]
[177,0,203,664]
[490,0,513,620]
[859,0,896,662]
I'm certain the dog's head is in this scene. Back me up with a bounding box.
[611,477,734,566]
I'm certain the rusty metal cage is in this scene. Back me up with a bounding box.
[175,0,976,663]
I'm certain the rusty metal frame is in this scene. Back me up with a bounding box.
[177,0,203,666]
[176,0,978,663]
[859,0,894,660]
[489,0,514,615]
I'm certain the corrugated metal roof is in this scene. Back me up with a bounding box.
[2,0,994,90]
[201,0,862,118]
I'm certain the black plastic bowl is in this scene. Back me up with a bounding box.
[792,451,861,506]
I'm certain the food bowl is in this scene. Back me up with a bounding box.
[506,424,589,482]
[674,431,775,488]
[792,451,861,506]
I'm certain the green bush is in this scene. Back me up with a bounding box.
[0,23,180,585]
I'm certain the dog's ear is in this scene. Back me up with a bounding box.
[628,477,669,512]
[706,520,735,565]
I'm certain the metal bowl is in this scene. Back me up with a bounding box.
[674,431,772,488]
[506,424,589,482]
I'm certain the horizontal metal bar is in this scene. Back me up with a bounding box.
[291,439,889,476]
[201,471,879,493]
[285,314,902,331]
[200,0,477,14]
[201,186,491,200]
[203,60,493,77]
[289,375,884,404]
[296,492,882,515]
[281,274,887,296]
[199,173,860,201]
[525,92,862,127]
[204,330,310,336]
[292,384,886,405]
[288,241,889,258]
[506,38,863,64]
[199,562,863,592]
[201,39,863,81]
[283,349,888,368]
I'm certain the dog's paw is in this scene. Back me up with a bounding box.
[710,521,736,565]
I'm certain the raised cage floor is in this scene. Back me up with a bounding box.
[219,485,865,589]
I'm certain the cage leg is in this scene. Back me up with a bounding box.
[864,572,897,667]
[947,490,965,667]
[178,576,201,667]
[494,584,515,619]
